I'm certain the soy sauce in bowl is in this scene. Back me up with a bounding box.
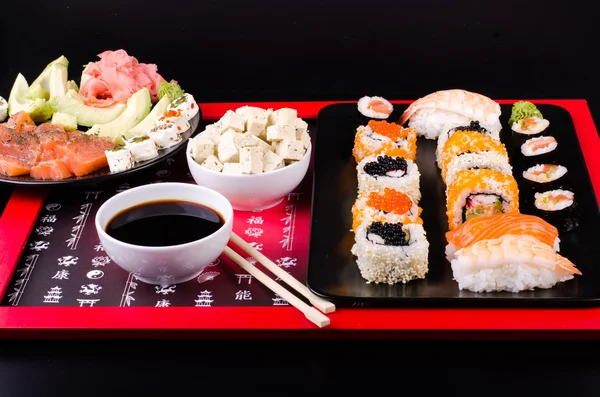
[106,199,225,247]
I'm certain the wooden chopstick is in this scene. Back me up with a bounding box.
[223,246,330,328]
[229,232,336,314]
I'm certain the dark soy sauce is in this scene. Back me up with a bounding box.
[106,200,225,247]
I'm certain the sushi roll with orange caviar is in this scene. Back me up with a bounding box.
[439,129,510,184]
[352,120,417,163]
[435,121,501,169]
[351,188,423,232]
[356,155,421,203]
[446,168,519,230]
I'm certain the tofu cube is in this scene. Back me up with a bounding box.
[273,139,305,161]
[200,124,221,144]
[222,162,243,174]
[218,110,244,133]
[266,108,276,127]
[273,108,298,126]
[297,130,311,149]
[189,137,215,164]
[249,134,273,153]
[201,155,223,172]
[296,118,308,135]
[266,124,296,142]
[217,132,240,163]
[262,150,285,172]
[246,107,268,136]
[239,146,264,174]
[235,132,258,149]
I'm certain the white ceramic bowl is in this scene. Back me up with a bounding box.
[95,182,233,286]
[186,142,311,211]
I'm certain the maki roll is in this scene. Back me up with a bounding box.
[508,101,550,140]
[520,136,558,167]
[148,123,183,149]
[439,129,509,184]
[520,164,569,200]
[445,151,513,185]
[533,189,580,233]
[352,120,417,163]
[435,121,500,169]
[351,221,429,285]
[351,188,422,232]
[446,168,519,230]
[356,155,421,203]
[357,96,393,120]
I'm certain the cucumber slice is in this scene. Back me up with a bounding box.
[7,73,54,123]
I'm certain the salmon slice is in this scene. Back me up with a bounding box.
[446,212,559,251]
[32,123,68,152]
[5,111,36,132]
[53,131,116,176]
[30,159,74,180]
[367,100,391,114]
[40,149,57,162]
[0,155,32,176]
[0,125,42,167]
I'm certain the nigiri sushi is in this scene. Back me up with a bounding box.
[450,234,581,293]
[398,89,502,140]
[445,213,560,261]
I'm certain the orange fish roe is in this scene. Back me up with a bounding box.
[352,123,417,163]
[440,130,508,183]
[446,169,519,230]
[367,188,413,214]
[351,188,422,231]
[368,120,407,141]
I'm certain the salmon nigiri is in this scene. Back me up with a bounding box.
[450,234,581,293]
[445,213,560,261]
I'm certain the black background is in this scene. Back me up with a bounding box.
[1,0,600,395]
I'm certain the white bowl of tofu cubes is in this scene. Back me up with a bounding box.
[186,106,311,211]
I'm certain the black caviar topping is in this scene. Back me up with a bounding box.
[451,121,489,134]
[367,222,410,246]
[363,155,407,177]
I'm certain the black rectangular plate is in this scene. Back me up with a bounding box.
[306,103,600,307]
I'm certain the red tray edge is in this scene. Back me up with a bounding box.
[0,99,599,337]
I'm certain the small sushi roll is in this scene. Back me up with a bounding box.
[435,121,500,169]
[157,109,191,133]
[446,168,519,230]
[356,155,421,203]
[351,188,423,232]
[439,130,509,184]
[105,146,134,173]
[445,151,513,186]
[352,120,417,163]
[148,123,183,149]
[351,221,429,285]
[450,234,581,293]
[533,189,580,233]
[511,116,550,136]
[357,96,394,120]
[125,136,159,162]
[168,93,199,121]
[520,164,569,200]
[0,96,7,122]
[520,136,558,166]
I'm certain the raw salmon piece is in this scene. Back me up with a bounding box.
[0,125,41,167]
[40,149,57,162]
[30,159,74,180]
[32,123,68,152]
[5,111,36,132]
[0,155,31,176]
[54,131,115,176]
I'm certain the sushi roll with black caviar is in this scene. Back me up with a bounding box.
[533,189,580,233]
[356,154,421,203]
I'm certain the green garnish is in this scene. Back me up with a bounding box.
[508,101,543,125]
[158,81,185,103]
[108,144,126,152]
[129,136,148,143]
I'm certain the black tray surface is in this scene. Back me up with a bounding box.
[306,103,600,307]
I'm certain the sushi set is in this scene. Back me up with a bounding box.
[307,91,600,306]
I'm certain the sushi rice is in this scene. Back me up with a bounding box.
[356,155,421,203]
[352,120,417,163]
[435,121,501,169]
[534,189,574,211]
[351,188,422,232]
[523,164,568,184]
[444,151,513,185]
[357,96,393,119]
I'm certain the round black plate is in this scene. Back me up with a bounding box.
[0,108,202,186]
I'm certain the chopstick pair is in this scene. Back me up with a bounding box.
[223,232,335,328]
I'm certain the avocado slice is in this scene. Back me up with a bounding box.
[7,73,54,123]
[51,112,78,131]
[87,88,152,142]
[26,55,69,100]
[50,89,126,127]
[67,80,79,93]
[124,95,170,140]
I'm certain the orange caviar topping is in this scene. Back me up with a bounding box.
[367,188,413,214]
[352,124,417,163]
[351,189,422,231]
[368,120,407,140]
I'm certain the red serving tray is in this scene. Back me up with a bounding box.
[1,100,599,339]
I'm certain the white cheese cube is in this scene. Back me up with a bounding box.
[262,150,285,172]
[167,93,199,121]
[218,110,244,133]
[246,107,268,136]
[273,108,298,126]
[235,106,263,119]
[217,132,240,163]
[239,146,264,174]
[296,118,308,135]
[201,155,223,172]
[157,109,191,132]
[273,139,305,161]
[298,130,311,149]
[266,108,276,126]
[266,124,296,142]
[125,136,159,162]
[189,137,215,164]
[0,96,9,122]
[235,132,258,149]
[221,128,242,140]
[249,134,273,153]
[105,147,134,173]
[222,162,243,174]
[199,124,221,144]
[148,123,182,149]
